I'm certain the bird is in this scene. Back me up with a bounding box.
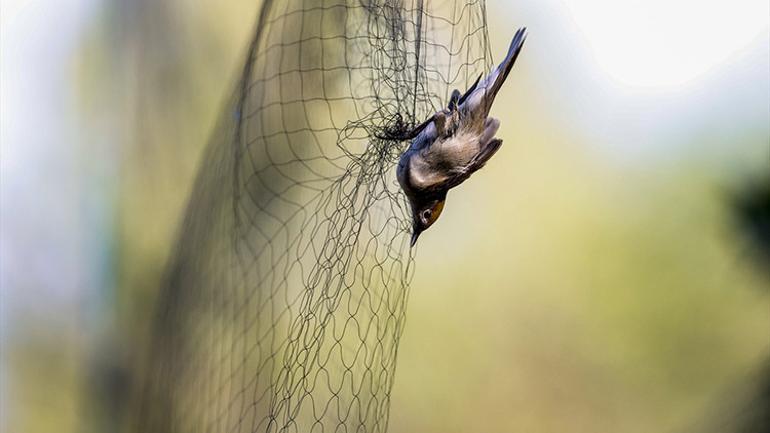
[396,27,528,246]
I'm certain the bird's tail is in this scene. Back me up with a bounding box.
[482,27,527,114]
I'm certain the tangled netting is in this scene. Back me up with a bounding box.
[136,1,491,432]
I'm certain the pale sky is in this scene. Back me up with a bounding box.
[495,0,770,159]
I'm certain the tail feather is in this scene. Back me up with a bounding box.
[484,27,527,111]
[459,27,527,119]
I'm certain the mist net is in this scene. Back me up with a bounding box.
[136,1,492,432]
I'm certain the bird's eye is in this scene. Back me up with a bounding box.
[421,209,432,222]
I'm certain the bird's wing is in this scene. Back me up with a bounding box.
[424,137,504,194]
[456,73,482,106]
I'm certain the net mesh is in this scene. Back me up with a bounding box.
[135,1,491,432]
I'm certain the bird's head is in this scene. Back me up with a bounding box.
[409,193,446,246]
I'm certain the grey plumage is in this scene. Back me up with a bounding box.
[397,27,528,246]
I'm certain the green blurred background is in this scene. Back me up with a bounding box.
[1,1,768,432]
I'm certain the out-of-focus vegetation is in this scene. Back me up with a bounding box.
[2,1,768,433]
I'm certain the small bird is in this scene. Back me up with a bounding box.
[397,27,527,246]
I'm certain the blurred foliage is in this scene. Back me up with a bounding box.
[74,2,260,433]
[5,1,769,433]
[732,176,770,268]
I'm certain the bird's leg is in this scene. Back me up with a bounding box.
[448,89,461,111]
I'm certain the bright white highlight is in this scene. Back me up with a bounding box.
[564,0,769,88]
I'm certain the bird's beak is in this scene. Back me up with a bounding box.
[410,228,422,247]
